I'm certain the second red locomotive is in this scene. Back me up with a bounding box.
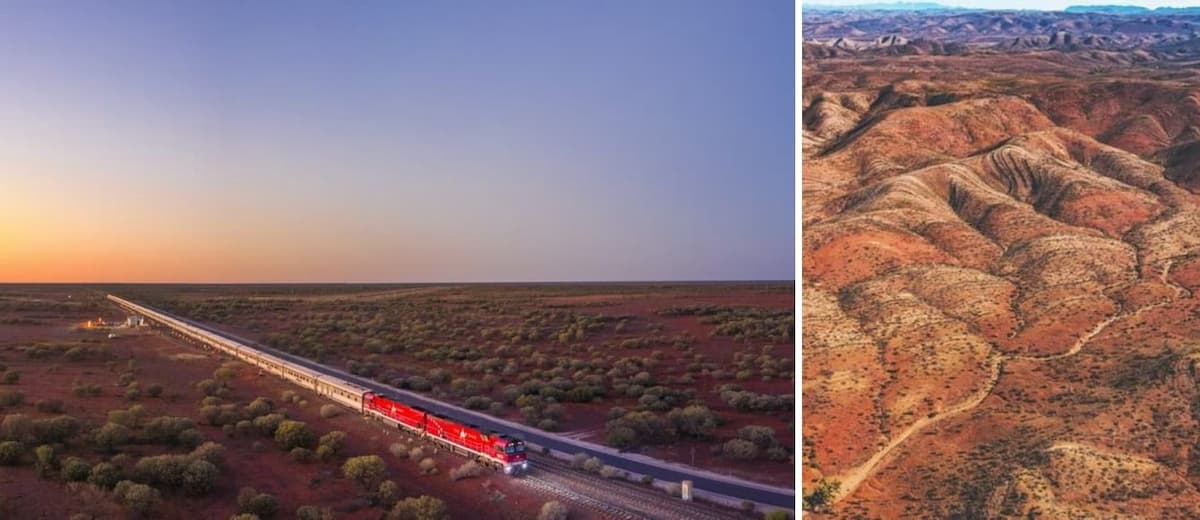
[363,392,528,473]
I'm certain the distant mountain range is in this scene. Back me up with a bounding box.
[1066,5,1200,15]
[803,2,1200,14]
[803,2,975,11]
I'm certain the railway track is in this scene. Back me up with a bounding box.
[518,454,751,520]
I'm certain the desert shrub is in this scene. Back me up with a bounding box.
[767,445,790,462]
[487,402,505,416]
[764,511,792,520]
[0,391,25,408]
[723,439,759,461]
[0,440,23,465]
[377,479,401,508]
[419,457,438,475]
[34,399,63,413]
[72,381,102,397]
[213,366,236,381]
[144,416,196,446]
[281,390,300,404]
[64,346,86,361]
[319,404,341,418]
[640,474,654,485]
[599,465,619,479]
[404,376,432,392]
[295,505,334,520]
[88,462,123,489]
[195,379,221,397]
[802,478,840,511]
[408,446,424,461]
[34,444,55,478]
[605,410,676,449]
[342,455,386,491]
[108,409,135,427]
[389,495,448,520]
[571,452,589,468]
[118,373,136,387]
[190,441,227,466]
[737,425,778,448]
[61,456,92,481]
[291,447,313,463]
[274,420,315,451]
[245,493,280,518]
[463,396,491,410]
[114,480,161,516]
[667,404,719,439]
[537,501,569,520]
[537,418,559,431]
[318,430,346,455]
[1,414,33,443]
[125,386,141,401]
[582,456,603,473]
[389,442,407,458]
[182,459,219,495]
[94,422,131,452]
[200,404,242,427]
[134,454,190,488]
[253,413,286,436]
[234,419,254,437]
[2,371,19,385]
[450,460,483,481]
[33,415,81,443]
[146,384,163,398]
[316,444,335,462]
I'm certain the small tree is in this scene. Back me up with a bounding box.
[182,459,219,495]
[538,501,569,520]
[319,405,341,418]
[342,455,386,491]
[274,420,315,451]
[802,478,840,512]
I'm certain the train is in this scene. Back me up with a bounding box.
[106,295,529,474]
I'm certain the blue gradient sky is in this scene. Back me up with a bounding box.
[0,1,794,282]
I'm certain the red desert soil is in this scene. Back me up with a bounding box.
[136,284,797,489]
[804,9,1200,516]
[0,290,578,520]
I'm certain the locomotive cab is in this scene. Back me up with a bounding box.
[496,435,527,474]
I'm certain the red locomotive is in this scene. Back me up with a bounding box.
[363,392,528,473]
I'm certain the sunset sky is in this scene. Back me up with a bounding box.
[1,1,794,283]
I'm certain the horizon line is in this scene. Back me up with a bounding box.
[0,279,797,285]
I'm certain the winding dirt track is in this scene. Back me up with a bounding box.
[832,259,1189,503]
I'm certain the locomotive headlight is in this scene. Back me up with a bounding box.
[522,461,528,470]
[504,465,514,475]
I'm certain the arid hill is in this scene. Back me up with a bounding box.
[804,10,1200,518]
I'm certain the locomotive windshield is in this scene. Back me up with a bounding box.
[505,441,525,454]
